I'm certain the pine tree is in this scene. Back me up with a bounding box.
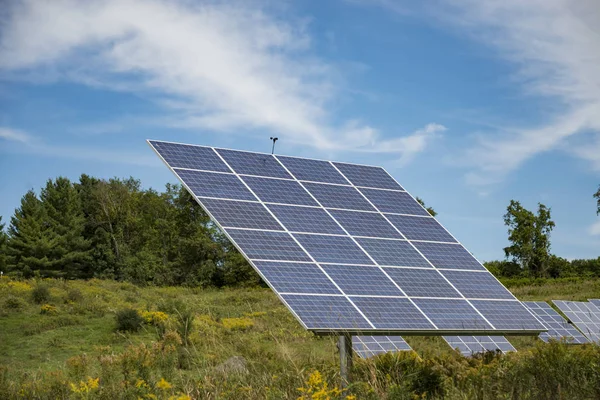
[7,190,53,276]
[40,177,92,278]
[0,216,8,273]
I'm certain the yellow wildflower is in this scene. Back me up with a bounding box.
[156,378,172,390]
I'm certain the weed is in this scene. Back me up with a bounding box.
[115,308,144,332]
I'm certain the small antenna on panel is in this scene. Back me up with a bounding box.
[270,137,279,154]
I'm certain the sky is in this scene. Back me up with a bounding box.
[0,0,599,262]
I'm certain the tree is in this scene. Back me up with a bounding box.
[595,185,600,215]
[416,197,437,217]
[6,190,52,276]
[39,177,91,278]
[503,200,555,278]
[0,216,7,272]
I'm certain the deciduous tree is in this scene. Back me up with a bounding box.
[503,200,555,277]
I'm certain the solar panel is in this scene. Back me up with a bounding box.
[353,336,412,358]
[523,301,589,344]
[553,301,600,342]
[149,140,545,335]
[444,336,516,356]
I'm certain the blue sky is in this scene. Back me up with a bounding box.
[1,0,599,261]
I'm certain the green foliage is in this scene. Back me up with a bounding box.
[3,295,26,310]
[416,197,437,217]
[0,216,7,273]
[115,308,144,332]
[595,185,600,215]
[503,200,556,278]
[31,284,51,304]
[5,175,258,287]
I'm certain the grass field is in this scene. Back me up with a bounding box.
[2,277,600,399]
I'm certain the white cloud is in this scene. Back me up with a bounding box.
[0,0,439,161]
[0,126,155,166]
[0,126,32,143]
[589,219,600,236]
[352,0,600,184]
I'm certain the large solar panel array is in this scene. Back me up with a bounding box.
[352,336,412,358]
[523,301,589,344]
[443,336,516,356]
[553,301,600,342]
[149,140,545,334]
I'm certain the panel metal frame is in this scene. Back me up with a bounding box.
[148,140,545,336]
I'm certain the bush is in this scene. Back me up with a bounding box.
[4,295,27,310]
[115,308,144,332]
[66,288,83,303]
[31,284,51,304]
[40,304,58,315]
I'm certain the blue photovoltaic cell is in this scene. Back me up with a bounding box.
[552,301,600,342]
[304,183,376,211]
[175,170,256,201]
[523,301,588,344]
[267,204,345,235]
[252,261,341,294]
[150,141,545,334]
[471,300,544,330]
[333,162,404,190]
[242,176,319,206]
[359,188,429,216]
[352,297,435,330]
[329,210,402,239]
[356,238,431,267]
[277,156,348,185]
[440,270,514,300]
[215,148,292,179]
[320,265,404,296]
[149,141,231,173]
[293,234,374,265]
[200,198,283,230]
[281,294,372,329]
[413,299,492,330]
[383,268,460,298]
[412,242,485,271]
[353,336,412,358]
[386,214,457,243]
[444,336,515,356]
[226,229,311,261]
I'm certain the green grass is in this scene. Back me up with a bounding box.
[2,276,600,399]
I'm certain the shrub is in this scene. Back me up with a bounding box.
[4,295,27,310]
[40,304,58,315]
[142,311,169,326]
[115,308,144,332]
[66,288,83,303]
[222,317,254,331]
[31,284,51,304]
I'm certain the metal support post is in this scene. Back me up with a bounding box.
[339,334,353,389]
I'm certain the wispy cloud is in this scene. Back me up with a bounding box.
[0,126,32,143]
[0,126,155,166]
[0,0,440,161]
[589,219,600,236]
[352,0,600,184]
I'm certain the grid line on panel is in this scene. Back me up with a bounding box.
[444,336,515,356]
[332,162,404,190]
[303,182,377,211]
[215,148,293,179]
[329,161,498,330]
[386,214,457,243]
[242,176,320,206]
[201,198,284,231]
[359,188,430,216]
[274,155,439,330]
[553,301,600,342]
[174,169,257,201]
[523,301,588,344]
[353,336,412,358]
[213,149,377,330]
[149,141,232,173]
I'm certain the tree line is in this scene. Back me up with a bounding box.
[0,177,599,284]
[0,176,257,286]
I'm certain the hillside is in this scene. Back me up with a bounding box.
[2,277,600,399]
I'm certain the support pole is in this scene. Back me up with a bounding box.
[339,334,353,389]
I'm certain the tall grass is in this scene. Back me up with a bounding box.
[2,276,600,399]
